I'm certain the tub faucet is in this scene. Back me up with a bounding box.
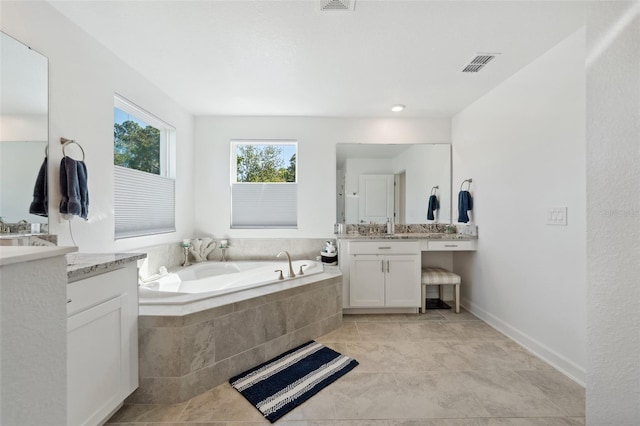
[277,251,295,278]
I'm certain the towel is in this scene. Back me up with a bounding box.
[457,190,473,223]
[59,156,89,220]
[427,194,439,220]
[29,156,48,217]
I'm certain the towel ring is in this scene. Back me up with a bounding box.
[60,138,85,161]
[430,186,439,196]
[459,178,472,191]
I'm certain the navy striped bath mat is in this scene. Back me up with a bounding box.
[229,340,358,423]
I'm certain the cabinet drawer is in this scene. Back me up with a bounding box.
[67,267,131,316]
[349,241,419,255]
[425,240,476,251]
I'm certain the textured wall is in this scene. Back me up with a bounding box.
[0,255,68,425]
[586,2,640,422]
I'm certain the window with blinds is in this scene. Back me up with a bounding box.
[114,95,176,239]
[231,140,297,228]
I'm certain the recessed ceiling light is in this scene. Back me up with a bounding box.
[391,104,405,112]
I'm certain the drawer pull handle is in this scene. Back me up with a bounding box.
[67,299,72,304]
[381,260,384,272]
[445,244,458,247]
[378,247,391,250]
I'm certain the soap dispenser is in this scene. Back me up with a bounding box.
[386,217,394,235]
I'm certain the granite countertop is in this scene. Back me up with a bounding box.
[66,252,147,282]
[336,233,477,241]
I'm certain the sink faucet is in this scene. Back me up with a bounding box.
[277,251,295,278]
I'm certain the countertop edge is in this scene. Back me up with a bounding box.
[66,252,147,282]
[0,246,78,266]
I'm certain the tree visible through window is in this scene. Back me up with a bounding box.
[114,107,161,175]
[231,141,298,228]
[235,144,296,183]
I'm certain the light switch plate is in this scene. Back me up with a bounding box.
[547,207,567,225]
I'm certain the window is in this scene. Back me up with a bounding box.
[231,140,297,228]
[113,95,176,239]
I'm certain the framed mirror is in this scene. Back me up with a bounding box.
[336,144,451,225]
[0,31,49,233]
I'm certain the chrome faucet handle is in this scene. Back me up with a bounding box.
[274,269,284,280]
[298,264,308,275]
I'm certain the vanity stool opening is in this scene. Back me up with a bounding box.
[421,267,461,314]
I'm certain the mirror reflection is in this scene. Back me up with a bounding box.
[336,144,451,225]
[0,31,49,233]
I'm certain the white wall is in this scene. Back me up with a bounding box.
[194,116,450,239]
[451,28,587,383]
[586,2,640,422]
[0,115,48,142]
[344,158,394,223]
[0,1,195,252]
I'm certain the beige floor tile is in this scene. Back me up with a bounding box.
[392,372,492,419]
[106,403,184,423]
[456,370,566,417]
[355,322,412,341]
[332,372,416,419]
[446,341,538,371]
[177,383,268,423]
[443,321,508,341]
[515,370,585,417]
[347,340,470,373]
[492,340,556,371]
[316,323,360,343]
[400,321,457,340]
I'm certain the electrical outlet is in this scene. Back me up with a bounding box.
[547,207,567,226]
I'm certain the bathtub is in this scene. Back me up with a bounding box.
[138,259,324,305]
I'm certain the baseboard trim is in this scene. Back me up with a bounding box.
[461,297,586,387]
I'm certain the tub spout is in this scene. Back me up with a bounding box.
[277,251,295,278]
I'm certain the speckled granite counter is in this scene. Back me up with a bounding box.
[336,232,477,240]
[66,252,146,282]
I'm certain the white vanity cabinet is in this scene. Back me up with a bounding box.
[67,263,139,426]
[348,241,420,308]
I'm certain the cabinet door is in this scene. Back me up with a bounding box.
[384,255,421,307]
[68,295,127,426]
[349,254,385,307]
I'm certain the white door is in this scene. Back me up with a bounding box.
[349,254,385,307]
[358,174,394,223]
[384,255,421,307]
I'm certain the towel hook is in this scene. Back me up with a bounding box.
[459,178,472,191]
[60,137,85,161]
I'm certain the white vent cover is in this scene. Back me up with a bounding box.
[462,54,500,73]
[319,0,355,12]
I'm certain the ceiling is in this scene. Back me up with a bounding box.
[48,1,585,118]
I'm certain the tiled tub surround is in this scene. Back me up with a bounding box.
[129,266,343,404]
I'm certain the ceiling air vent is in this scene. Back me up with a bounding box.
[319,0,355,12]
[462,54,499,73]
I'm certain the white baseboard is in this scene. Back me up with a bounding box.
[461,297,586,387]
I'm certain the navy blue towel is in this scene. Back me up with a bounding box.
[29,156,48,217]
[457,190,473,223]
[59,156,89,220]
[427,194,439,220]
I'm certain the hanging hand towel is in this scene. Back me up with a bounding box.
[427,194,439,220]
[29,156,48,217]
[457,190,473,223]
[59,156,89,220]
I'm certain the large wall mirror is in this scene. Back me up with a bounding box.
[336,144,451,225]
[0,31,49,233]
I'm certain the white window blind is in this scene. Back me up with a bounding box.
[114,165,175,238]
[231,183,297,228]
